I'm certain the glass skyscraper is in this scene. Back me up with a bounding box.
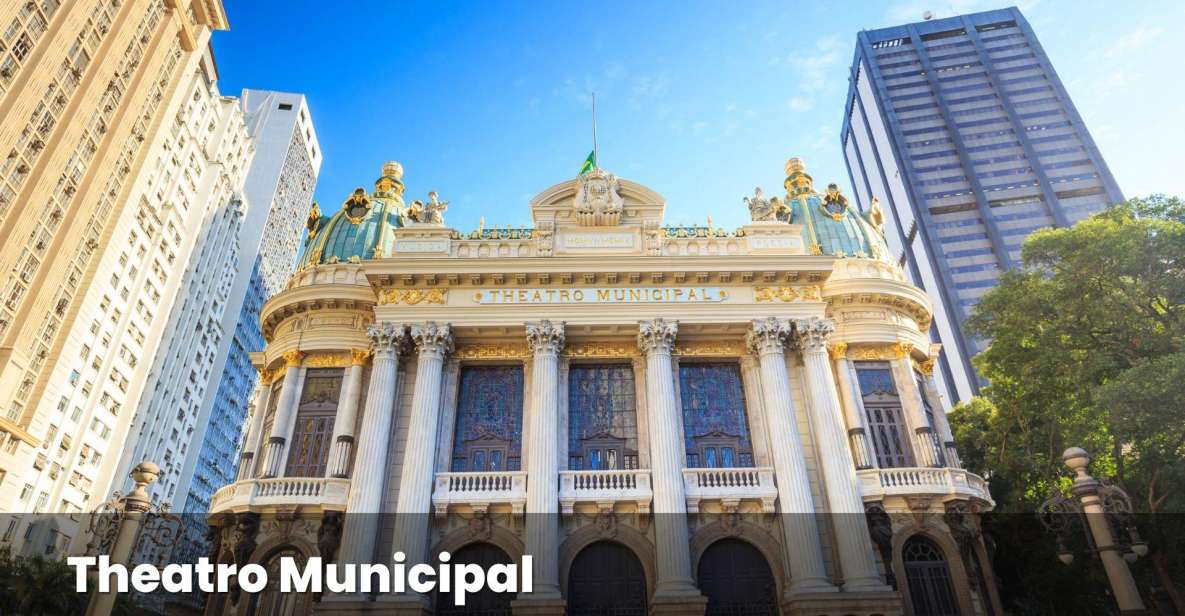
[841,7,1123,402]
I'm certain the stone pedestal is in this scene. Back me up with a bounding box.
[648,593,710,616]
[511,597,568,616]
[783,590,904,616]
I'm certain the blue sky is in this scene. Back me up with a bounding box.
[213,0,1185,233]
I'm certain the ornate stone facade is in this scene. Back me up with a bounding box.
[207,160,999,616]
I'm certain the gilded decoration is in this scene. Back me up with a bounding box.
[565,341,637,358]
[828,342,848,360]
[305,351,351,368]
[453,343,529,361]
[377,288,447,306]
[674,341,748,357]
[342,188,372,224]
[349,348,372,366]
[846,342,914,361]
[753,285,822,303]
[282,350,305,367]
[916,358,936,376]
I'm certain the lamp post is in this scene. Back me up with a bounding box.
[1037,447,1148,615]
[83,461,183,616]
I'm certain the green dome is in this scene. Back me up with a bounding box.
[783,158,891,260]
[300,162,407,267]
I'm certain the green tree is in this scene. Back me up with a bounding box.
[949,195,1185,613]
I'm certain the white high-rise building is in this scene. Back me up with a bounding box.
[0,45,252,556]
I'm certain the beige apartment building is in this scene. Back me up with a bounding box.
[0,1,229,519]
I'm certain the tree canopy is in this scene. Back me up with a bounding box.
[948,195,1185,613]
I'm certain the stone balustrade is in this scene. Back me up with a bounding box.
[209,477,350,514]
[558,469,653,514]
[431,471,528,516]
[682,466,778,513]
[857,467,992,505]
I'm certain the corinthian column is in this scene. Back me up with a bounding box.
[795,317,888,591]
[327,349,370,478]
[337,324,405,570]
[522,320,565,602]
[260,350,304,478]
[746,318,834,594]
[637,319,703,606]
[390,322,453,566]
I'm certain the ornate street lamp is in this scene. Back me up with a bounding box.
[83,461,184,616]
[1037,447,1148,614]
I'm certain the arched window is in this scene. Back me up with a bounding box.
[250,548,311,616]
[679,363,753,468]
[903,535,960,616]
[451,366,524,472]
[568,364,639,470]
[855,361,913,468]
[436,542,515,615]
[568,541,647,615]
[696,538,777,615]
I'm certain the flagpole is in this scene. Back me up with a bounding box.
[592,91,598,169]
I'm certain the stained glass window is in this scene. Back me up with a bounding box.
[285,368,342,477]
[679,363,753,468]
[451,366,524,472]
[568,364,639,470]
[855,362,912,468]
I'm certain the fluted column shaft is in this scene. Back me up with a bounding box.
[261,350,304,478]
[338,324,405,568]
[637,319,699,596]
[523,320,564,598]
[829,344,876,470]
[746,318,833,594]
[236,376,271,480]
[327,351,369,478]
[795,318,886,591]
[891,355,941,467]
[391,322,452,566]
[919,364,961,468]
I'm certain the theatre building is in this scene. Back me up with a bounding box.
[204,159,999,616]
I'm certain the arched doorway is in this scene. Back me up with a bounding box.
[903,535,960,616]
[436,542,515,616]
[248,547,312,616]
[567,541,648,616]
[696,538,777,615]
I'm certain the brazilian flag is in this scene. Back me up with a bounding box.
[579,150,596,175]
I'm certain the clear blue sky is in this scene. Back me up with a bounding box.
[213,0,1185,233]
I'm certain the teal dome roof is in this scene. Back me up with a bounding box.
[300,162,407,267]
[782,158,891,260]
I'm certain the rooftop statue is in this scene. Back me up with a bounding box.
[407,191,448,225]
[745,187,790,223]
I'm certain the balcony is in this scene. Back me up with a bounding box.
[682,467,778,513]
[431,471,527,516]
[857,467,993,505]
[208,477,350,514]
[559,469,653,514]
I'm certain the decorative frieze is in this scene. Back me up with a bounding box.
[304,351,351,368]
[376,287,447,305]
[453,343,530,361]
[846,341,914,361]
[673,341,747,357]
[564,341,636,358]
[753,285,822,303]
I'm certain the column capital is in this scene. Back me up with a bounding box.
[282,350,305,367]
[637,318,678,356]
[367,322,407,356]
[411,322,454,358]
[794,317,835,354]
[349,348,372,366]
[828,342,848,360]
[746,317,792,355]
[525,320,566,356]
